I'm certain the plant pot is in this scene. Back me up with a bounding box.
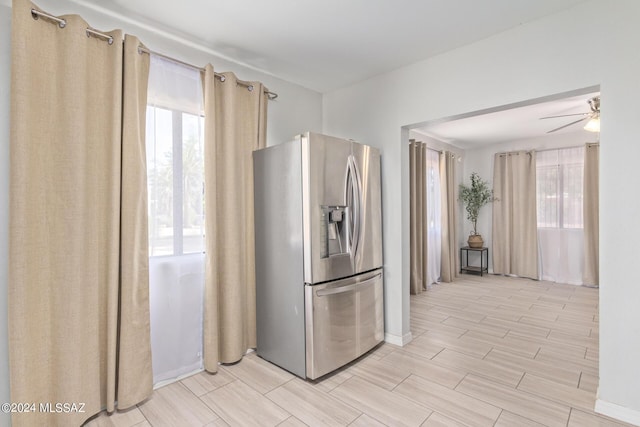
[468,234,484,248]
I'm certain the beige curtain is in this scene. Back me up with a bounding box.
[583,143,599,286]
[203,67,268,371]
[492,151,539,280]
[440,152,459,282]
[409,140,428,295]
[9,1,152,425]
[117,35,154,408]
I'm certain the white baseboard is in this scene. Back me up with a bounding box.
[595,398,640,426]
[384,331,413,346]
[153,365,203,390]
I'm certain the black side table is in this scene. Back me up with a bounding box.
[460,246,488,276]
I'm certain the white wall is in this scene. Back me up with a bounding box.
[0,1,322,422]
[464,130,595,271]
[597,1,640,420]
[323,0,640,422]
[0,6,11,426]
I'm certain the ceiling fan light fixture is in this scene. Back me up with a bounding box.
[584,115,600,132]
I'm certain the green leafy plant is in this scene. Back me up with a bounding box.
[459,172,495,235]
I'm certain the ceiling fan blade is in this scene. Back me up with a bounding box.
[546,117,588,133]
[539,112,590,120]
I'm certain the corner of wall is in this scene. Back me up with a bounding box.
[384,331,413,347]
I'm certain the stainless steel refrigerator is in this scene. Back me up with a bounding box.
[253,132,384,379]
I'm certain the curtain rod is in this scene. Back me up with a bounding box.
[137,47,277,100]
[32,9,114,44]
[497,151,533,157]
[409,139,444,154]
[536,144,596,153]
[497,143,596,156]
[30,8,278,100]
[31,8,65,28]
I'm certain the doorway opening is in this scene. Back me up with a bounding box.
[404,84,601,334]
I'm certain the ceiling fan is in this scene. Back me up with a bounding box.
[540,96,600,133]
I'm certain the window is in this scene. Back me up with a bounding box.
[536,147,584,229]
[146,59,205,257]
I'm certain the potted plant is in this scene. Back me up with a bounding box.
[459,172,495,248]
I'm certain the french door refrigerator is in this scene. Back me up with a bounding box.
[253,132,384,379]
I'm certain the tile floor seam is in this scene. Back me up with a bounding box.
[456,373,573,426]
[514,371,526,389]
[135,404,152,426]
[481,346,493,360]
[577,371,585,392]
[329,391,396,427]
[388,372,412,392]
[260,390,302,424]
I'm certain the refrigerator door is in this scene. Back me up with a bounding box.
[302,132,356,284]
[304,268,384,379]
[351,141,383,274]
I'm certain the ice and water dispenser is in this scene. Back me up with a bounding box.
[319,206,350,258]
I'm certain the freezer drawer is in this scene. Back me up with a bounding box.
[304,268,384,379]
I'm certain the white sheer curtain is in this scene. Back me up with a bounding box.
[536,147,585,285]
[146,56,205,384]
[426,149,442,285]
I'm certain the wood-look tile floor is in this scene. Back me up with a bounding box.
[84,275,634,427]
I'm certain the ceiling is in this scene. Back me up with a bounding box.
[413,91,600,149]
[65,0,588,93]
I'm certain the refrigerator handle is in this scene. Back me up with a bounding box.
[352,156,363,262]
[315,272,383,296]
[316,283,358,296]
[346,155,361,261]
[345,158,353,255]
